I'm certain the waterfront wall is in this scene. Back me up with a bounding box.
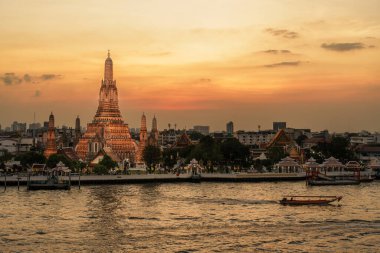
[0,173,307,186]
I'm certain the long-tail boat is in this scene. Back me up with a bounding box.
[279,195,342,205]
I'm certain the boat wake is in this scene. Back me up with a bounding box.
[196,198,278,205]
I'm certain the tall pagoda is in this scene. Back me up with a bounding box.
[75,51,136,162]
[44,112,57,158]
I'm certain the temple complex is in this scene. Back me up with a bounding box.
[266,129,302,161]
[75,51,137,162]
[44,112,57,158]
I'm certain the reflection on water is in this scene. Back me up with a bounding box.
[1,182,380,252]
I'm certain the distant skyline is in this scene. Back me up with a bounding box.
[0,1,379,132]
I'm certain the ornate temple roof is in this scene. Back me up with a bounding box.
[320,157,345,168]
[303,157,320,169]
[267,129,292,148]
[345,161,362,170]
[173,131,192,148]
[274,156,301,168]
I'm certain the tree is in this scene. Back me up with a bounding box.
[93,164,108,175]
[72,160,86,173]
[162,148,177,168]
[14,151,46,167]
[0,149,13,163]
[311,136,354,163]
[188,136,222,170]
[220,138,250,167]
[267,147,286,165]
[46,154,72,169]
[188,131,204,141]
[296,134,308,146]
[99,154,118,170]
[143,145,162,173]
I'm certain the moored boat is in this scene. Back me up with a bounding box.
[28,178,71,190]
[27,162,71,191]
[280,195,342,205]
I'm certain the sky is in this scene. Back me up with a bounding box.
[0,0,379,132]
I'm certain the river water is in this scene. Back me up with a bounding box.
[0,182,379,252]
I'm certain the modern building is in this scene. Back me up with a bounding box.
[28,123,41,130]
[0,138,18,153]
[226,121,234,135]
[350,135,376,145]
[193,125,210,136]
[11,121,27,133]
[273,122,286,131]
[235,130,276,146]
[75,51,136,162]
[355,145,380,162]
[159,128,182,146]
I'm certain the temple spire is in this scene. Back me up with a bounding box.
[104,50,113,82]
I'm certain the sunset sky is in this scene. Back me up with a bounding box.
[0,0,379,132]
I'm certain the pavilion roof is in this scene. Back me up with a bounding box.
[345,161,362,169]
[275,156,300,167]
[303,157,320,168]
[173,131,192,148]
[320,157,344,168]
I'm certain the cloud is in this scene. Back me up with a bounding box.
[0,73,22,85]
[1,73,62,85]
[263,49,292,54]
[263,61,301,68]
[265,28,299,39]
[34,90,41,97]
[41,74,60,80]
[321,42,365,52]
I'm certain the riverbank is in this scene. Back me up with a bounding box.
[0,173,307,186]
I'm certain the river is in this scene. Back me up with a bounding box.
[0,182,379,252]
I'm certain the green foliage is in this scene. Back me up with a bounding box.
[267,147,286,164]
[0,149,13,162]
[220,138,250,166]
[99,154,118,170]
[188,136,222,166]
[46,154,72,168]
[93,164,108,175]
[72,160,86,173]
[311,136,354,162]
[296,134,308,146]
[143,145,162,172]
[162,149,177,168]
[188,131,204,141]
[14,151,46,167]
